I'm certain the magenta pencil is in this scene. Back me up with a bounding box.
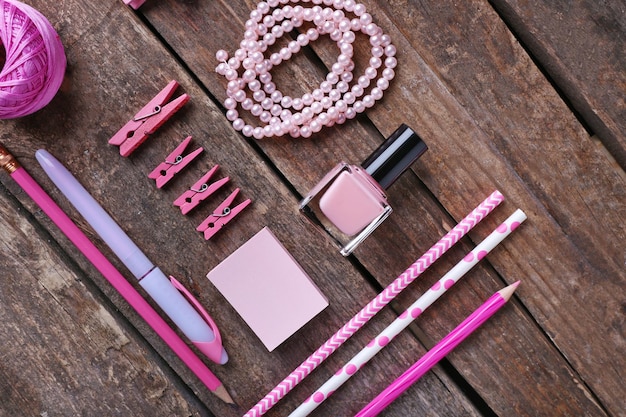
[244,190,504,417]
[355,282,519,417]
[0,144,232,404]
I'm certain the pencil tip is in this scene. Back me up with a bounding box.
[498,281,520,301]
[214,385,235,404]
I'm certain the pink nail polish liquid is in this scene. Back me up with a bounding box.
[300,124,427,256]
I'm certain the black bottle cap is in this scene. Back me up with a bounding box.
[362,124,428,190]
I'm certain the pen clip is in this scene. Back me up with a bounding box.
[169,275,226,365]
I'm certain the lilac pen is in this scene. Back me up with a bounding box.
[36,149,228,365]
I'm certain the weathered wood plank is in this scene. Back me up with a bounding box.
[0,183,202,416]
[1,1,486,416]
[366,2,625,415]
[140,0,625,416]
[490,0,626,169]
[0,0,623,416]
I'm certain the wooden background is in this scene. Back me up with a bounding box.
[0,0,624,416]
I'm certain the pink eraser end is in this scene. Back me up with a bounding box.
[206,227,328,351]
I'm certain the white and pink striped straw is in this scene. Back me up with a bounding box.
[243,190,505,417]
[287,209,526,416]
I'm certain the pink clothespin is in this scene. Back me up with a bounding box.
[109,80,189,157]
[148,136,203,188]
[173,165,230,215]
[123,0,145,9]
[196,188,251,240]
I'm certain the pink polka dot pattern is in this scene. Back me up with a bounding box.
[444,279,455,289]
[510,221,521,231]
[477,250,488,260]
[497,223,508,233]
[378,336,390,347]
[411,307,422,318]
[345,364,357,375]
[313,392,325,403]
[464,252,475,262]
[431,281,442,290]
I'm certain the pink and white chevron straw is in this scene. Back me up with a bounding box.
[243,190,504,417]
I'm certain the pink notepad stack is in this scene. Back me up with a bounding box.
[206,227,328,351]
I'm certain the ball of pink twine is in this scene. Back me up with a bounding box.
[0,0,66,119]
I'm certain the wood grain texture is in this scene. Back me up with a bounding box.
[490,0,626,169]
[0,184,201,416]
[142,0,624,415]
[1,1,483,416]
[0,0,623,416]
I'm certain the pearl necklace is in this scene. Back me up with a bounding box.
[215,0,397,139]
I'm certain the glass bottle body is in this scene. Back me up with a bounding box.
[299,162,392,256]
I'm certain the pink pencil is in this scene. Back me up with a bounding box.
[0,144,233,404]
[355,281,519,417]
[244,190,505,417]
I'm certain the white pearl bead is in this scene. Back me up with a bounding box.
[215,1,396,138]
[216,50,228,61]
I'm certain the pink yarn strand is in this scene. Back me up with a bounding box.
[0,0,66,119]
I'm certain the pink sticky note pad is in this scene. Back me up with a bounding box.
[206,227,328,351]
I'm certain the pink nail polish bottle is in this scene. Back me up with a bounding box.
[300,124,427,256]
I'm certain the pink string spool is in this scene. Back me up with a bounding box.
[0,0,66,119]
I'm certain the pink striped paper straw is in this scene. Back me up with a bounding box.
[356,281,519,417]
[243,190,505,417]
[288,209,526,416]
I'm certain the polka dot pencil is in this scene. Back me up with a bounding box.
[287,209,527,417]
